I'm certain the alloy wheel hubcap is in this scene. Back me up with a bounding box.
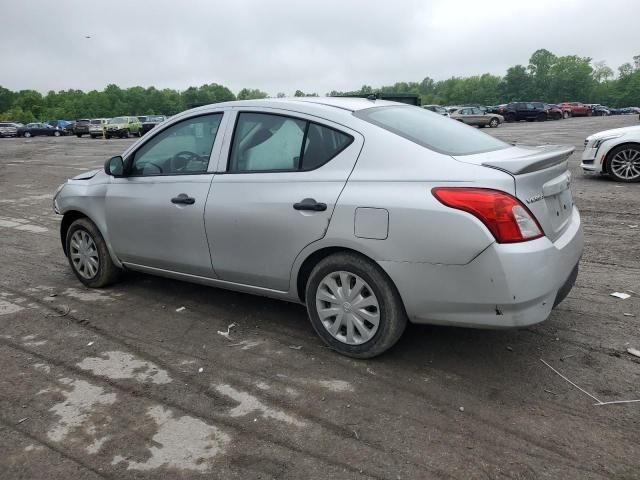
[70,230,99,279]
[611,149,640,180]
[315,271,380,345]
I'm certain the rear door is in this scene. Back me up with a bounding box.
[105,112,227,277]
[205,109,364,291]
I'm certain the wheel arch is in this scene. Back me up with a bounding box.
[294,245,401,306]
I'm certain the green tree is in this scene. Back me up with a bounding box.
[237,88,268,100]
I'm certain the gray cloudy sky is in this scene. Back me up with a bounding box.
[1,0,638,95]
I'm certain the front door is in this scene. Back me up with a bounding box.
[105,112,225,277]
[205,110,363,291]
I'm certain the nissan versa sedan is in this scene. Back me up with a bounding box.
[53,98,583,358]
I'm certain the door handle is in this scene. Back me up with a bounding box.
[171,194,196,205]
[293,198,327,212]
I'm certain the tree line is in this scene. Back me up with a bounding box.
[1,49,639,123]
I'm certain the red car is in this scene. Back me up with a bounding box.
[559,102,592,118]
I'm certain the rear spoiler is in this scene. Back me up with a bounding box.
[482,145,575,175]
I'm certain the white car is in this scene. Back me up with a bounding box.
[582,125,640,182]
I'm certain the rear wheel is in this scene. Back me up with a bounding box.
[563,111,570,119]
[606,145,640,183]
[305,252,407,358]
[66,218,121,288]
[537,113,547,122]
[587,110,593,117]
[54,130,61,137]
[76,133,82,138]
[505,113,516,123]
[24,131,32,138]
[489,117,499,128]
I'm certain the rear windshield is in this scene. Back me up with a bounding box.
[354,106,509,155]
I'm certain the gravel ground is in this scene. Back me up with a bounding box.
[0,115,639,480]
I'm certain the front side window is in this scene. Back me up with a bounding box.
[354,105,508,156]
[129,113,222,176]
[228,112,353,172]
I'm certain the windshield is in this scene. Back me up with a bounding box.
[109,117,126,124]
[354,105,509,155]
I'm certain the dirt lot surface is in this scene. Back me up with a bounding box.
[1,116,639,480]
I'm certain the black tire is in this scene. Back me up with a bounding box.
[65,217,122,288]
[537,113,547,122]
[24,131,32,138]
[554,113,562,120]
[105,134,111,139]
[305,252,407,358]
[54,130,61,137]
[505,113,516,123]
[76,133,82,138]
[605,144,640,183]
[489,117,499,128]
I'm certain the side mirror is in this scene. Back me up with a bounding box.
[105,156,124,177]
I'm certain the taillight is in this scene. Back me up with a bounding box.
[432,188,543,243]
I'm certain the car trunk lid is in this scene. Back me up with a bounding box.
[453,145,575,242]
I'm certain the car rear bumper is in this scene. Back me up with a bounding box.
[380,207,583,328]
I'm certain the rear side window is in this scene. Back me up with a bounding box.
[354,106,508,156]
[228,112,353,172]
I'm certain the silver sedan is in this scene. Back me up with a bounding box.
[54,98,583,358]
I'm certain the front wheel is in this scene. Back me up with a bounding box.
[54,130,61,137]
[24,131,32,138]
[66,218,122,288]
[489,117,499,128]
[305,252,407,358]
[606,144,640,183]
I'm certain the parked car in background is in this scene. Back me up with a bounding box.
[47,120,74,134]
[104,116,142,138]
[545,103,563,120]
[74,119,91,137]
[486,105,506,114]
[500,102,548,122]
[450,107,503,127]
[18,122,67,137]
[89,118,109,138]
[559,102,591,118]
[422,105,449,116]
[582,125,640,182]
[445,106,462,114]
[139,115,167,135]
[0,122,19,137]
[587,104,610,116]
[54,98,582,358]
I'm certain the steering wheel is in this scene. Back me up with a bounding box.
[170,151,201,173]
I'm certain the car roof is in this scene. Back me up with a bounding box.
[170,97,407,126]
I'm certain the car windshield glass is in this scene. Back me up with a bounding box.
[354,106,508,155]
[109,117,126,124]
